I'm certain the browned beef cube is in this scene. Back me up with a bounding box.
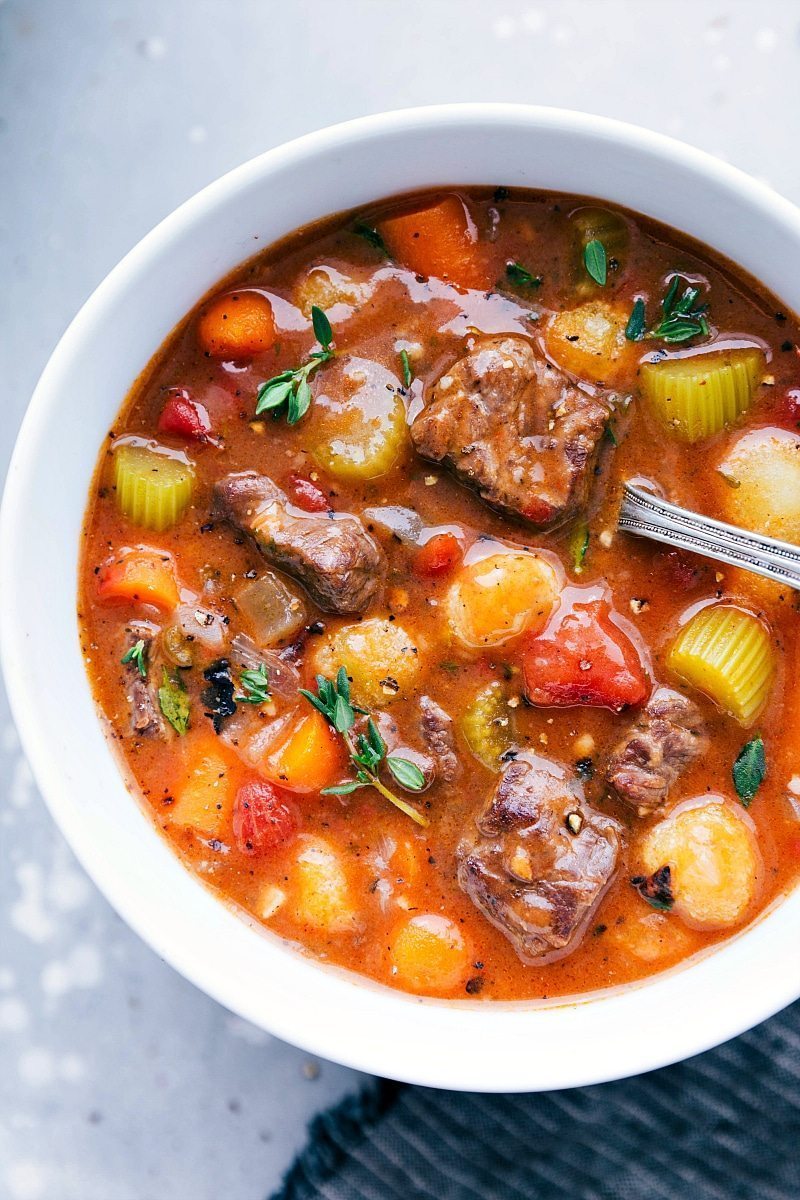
[457,755,621,963]
[606,687,707,815]
[213,472,386,615]
[411,335,614,529]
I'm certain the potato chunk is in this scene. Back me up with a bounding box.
[607,911,692,962]
[390,914,470,992]
[314,618,422,706]
[545,300,637,385]
[294,265,369,317]
[306,356,408,481]
[638,799,760,930]
[445,550,559,649]
[718,427,800,544]
[291,836,355,932]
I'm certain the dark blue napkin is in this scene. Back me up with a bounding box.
[273,1002,800,1200]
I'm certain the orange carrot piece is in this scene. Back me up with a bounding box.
[262,708,348,794]
[197,290,276,358]
[379,196,489,290]
[97,548,179,610]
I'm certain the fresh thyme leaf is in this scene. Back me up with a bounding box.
[311,305,333,351]
[625,298,647,342]
[583,239,607,286]
[648,275,710,344]
[121,639,147,678]
[235,663,271,705]
[255,307,335,423]
[733,736,766,807]
[353,222,387,254]
[505,261,542,289]
[569,524,589,574]
[399,349,413,388]
[631,866,674,911]
[300,670,429,826]
[604,422,618,447]
[158,669,190,736]
[322,780,368,795]
[386,756,426,791]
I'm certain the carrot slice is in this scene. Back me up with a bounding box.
[379,196,489,290]
[97,548,179,610]
[262,708,348,794]
[197,290,276,358]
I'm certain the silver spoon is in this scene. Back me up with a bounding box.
[617,481,800,592]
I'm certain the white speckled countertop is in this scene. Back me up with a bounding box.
[1,2,799,1197]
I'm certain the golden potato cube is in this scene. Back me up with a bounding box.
[291,836,355,933]
[545,300,637,385]
[638,799,760,930]
[314,618,422,707]
[445,550,559,650]
[718,427,800,544]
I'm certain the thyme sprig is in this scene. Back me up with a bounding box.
[300,667,428,826]
[625,275,710,345]
[121,639,147,678]
[235,663,271,705]
[255,306,334,425]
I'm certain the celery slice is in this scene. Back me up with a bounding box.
[461,682,515,770]
[114,443,194,532]
[641,348,764,442]
[667,604,775,725]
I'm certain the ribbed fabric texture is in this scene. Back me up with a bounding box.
[273,1002,800,1200]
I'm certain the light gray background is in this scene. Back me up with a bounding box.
[1,2,799,1198]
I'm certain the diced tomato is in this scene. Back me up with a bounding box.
[232,777,298,855]
[415,532,462,578]
[288,473,331,513]
[158,390,215,442]
[522,497,556,526]
[520,587,648,711]
[657,549,709,592]
[776,386,800,429]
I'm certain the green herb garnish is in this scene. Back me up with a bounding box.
[583,239,607,286]
[158,669,190,736]
[235,663,271,706]
[733,736,766,807]
[625,297,647,342]
[353,222,387,254]
[399,348,413,388]
[300,667,428,826]
[505,261,542,290]
[255,306,334,425]
[649,275,710,344]
[569,524,589,574]
[121,639,147,678]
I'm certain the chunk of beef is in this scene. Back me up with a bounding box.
[124,635,164,737]
[457,755,621,963]
[606,686,707,815]
[411,335,614,529]
[213,472,386,614]
[419,695,460,783]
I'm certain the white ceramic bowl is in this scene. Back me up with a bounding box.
[4,104,800,1093]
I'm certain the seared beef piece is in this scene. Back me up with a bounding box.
[369,712,435,789]
[411,335,614,529]
[606,686,707,815]
[213,472,386,614]
[419,695,460,783]
[124,636,164,737]
[457,755,621,963]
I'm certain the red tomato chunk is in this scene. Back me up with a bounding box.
[521,588,648,711]
[415,532,462,578]
[158,390,214,442]
[232,778,298,855]
[288,473,331,513]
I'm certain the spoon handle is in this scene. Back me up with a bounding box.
[618,481,800,592]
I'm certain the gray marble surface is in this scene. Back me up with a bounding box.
[1,1,800,1197]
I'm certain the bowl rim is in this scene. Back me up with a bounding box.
[5,102,800,1093]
